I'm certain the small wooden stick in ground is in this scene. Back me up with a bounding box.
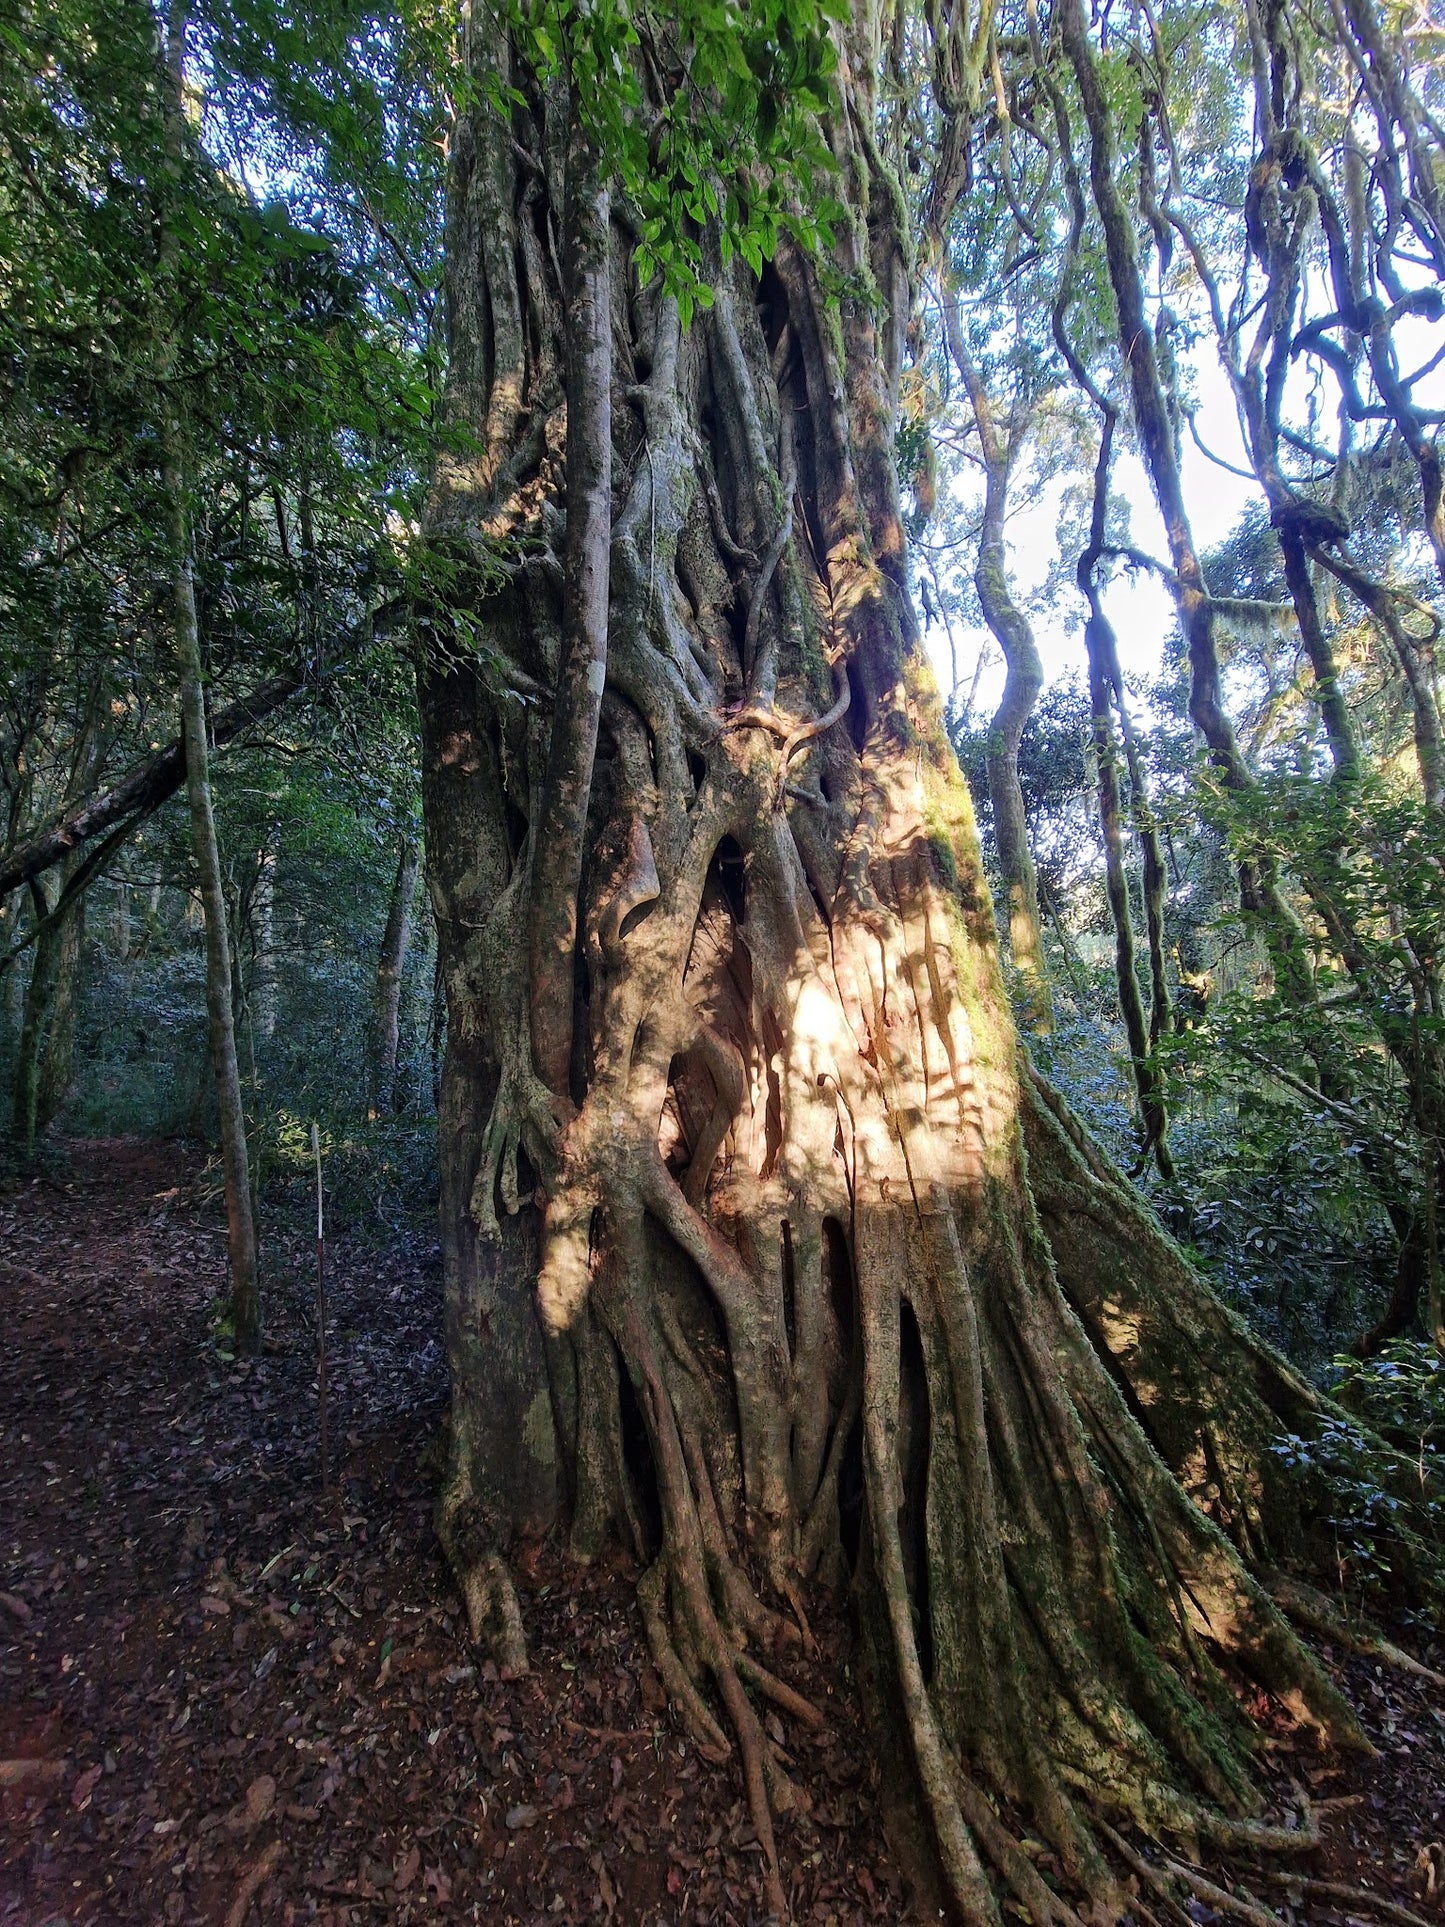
[225,1837,283,1927]
[312,1122,327,1495]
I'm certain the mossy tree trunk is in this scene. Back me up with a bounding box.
[33,868,84,1133]
[11,872,75,1153]
[417,18,1369,1922]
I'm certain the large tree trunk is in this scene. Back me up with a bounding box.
[416,26,1374,1924]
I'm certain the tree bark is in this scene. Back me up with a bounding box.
[414,22,1391,1924]
[10,855,90,1152]
[251,837,276,1041]
[1077,413,1174,1174]
[34,874,84,1132]
[11,878,63,1154]
[170,451,260,1354]
[943,305,1051,1033]
[367,836,418,1118]
[527,128,612,1100]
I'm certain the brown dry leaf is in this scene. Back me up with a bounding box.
[70,1765,101,1809]
[393,1843,420,1891]
[591,1851,618,1919]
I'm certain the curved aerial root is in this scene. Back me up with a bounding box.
[1159,1853,1287,1927]
[644,1536,794,1919]
[1253,1868,1441,1927]
[733,1649,826,1730]
[948,1759,1086,1927]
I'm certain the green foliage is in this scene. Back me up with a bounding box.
[189,0,450,355]
[1274,1342,1445,1623]
[505,0,847,323]
[0,0,433,938]
[1159,1099,1398,1369]
[39,734,441,1233]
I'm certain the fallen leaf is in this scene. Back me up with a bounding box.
[394,1844,420,1891]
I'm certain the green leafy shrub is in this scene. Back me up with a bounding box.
[1274,1341,1445,1626]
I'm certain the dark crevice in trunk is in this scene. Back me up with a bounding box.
[899,1295,935,1688]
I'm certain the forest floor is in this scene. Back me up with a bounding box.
[0,1137,1441,1927]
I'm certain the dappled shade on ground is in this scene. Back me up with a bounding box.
[0,1138,899,1924]
[0,1141,1442,1923]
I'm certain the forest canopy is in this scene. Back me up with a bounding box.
[2,0,1443,1919]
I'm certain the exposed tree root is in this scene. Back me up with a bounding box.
[1098,1822,1196,1927]
[637,1560,728,1754]
[1254,1868,1442,1927]
[1158,1856,1286,1927]
[1099,1817,1439,1927]
[435,1462,529,1676]
[1099,1824,1285,1927]
[604,1284,794,1921]
[1264,1571,1445,1689]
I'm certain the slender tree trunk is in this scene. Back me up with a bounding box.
[35,875,84,1132]
[160,0,257,1348]
[1079,421,1174,1175]
[943,307,1050,1032]
[1,891,22,1057]
[367,836,418,1118]
[10,852,90,1150]
[12,880,62,1154]
[1086,613,1171,1173]
[170,451,260,1353]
